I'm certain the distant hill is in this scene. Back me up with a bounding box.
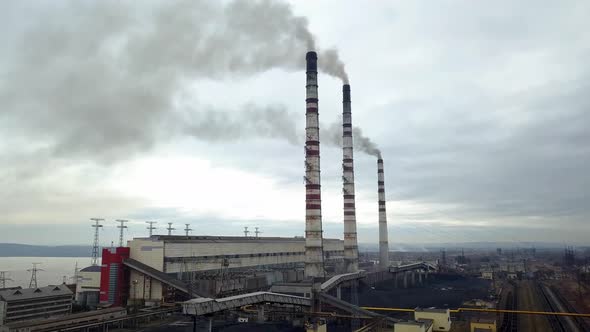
[0,243,94,257]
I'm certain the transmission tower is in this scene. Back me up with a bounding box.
[146,221,157,237]
[167,222,175,236]
[243,226,250,237]
[0,271,13,289]
[254,227,262,238]
[184,224,192,236]
[28,263,43,288]
[71,261,79,284]
[90,218,104,266]
[116,219,129,247]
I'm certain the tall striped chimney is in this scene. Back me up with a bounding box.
[378,157,390,270]
[342,84,359,272]
[304,51,324,279]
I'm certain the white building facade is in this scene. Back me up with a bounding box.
[127,235,344,301]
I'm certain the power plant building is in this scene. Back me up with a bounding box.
[123,235,344,302]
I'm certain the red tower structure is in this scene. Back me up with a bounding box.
[99,247,130,307]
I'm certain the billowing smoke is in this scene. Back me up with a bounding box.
[320,49,349,84]
[0,0,348,163]
[321,123,381,157]
[353,127,381,158]
[181,104,299,145]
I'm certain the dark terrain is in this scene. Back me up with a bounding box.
[359,274,492,310]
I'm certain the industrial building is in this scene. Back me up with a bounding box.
[99,247,130,307]
[74,265,101,308]
[394,319,434,332]
[0,307,126,332]
[0,284,73,325]
[97,236,345,305]
[414,308,451,331]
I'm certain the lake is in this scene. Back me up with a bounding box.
[0,257,91,288]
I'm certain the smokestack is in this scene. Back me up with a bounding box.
[378,158,389,270]
[304,51,324,279]
[342,84,359,273]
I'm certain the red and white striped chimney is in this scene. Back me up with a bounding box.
[342,84,359,272]
[378,157,389,270]
[304,51,324,279]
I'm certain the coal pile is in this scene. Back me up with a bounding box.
[359,275,491,309]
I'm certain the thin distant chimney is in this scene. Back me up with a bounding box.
[304,51,324,279]
[342,84,359,272]
[378,158,389,269]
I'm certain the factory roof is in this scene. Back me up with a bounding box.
[0,284,73,302]
[139,235,342,243]
[80,265,101,272]
[4,307,126,329]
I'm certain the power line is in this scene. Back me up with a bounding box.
[0,271,13,289]
[184,224,192,236]
[167,222,175,236]
[27,263,43,288]
[71,261,79,284]
[116,219,129,247]
[254,227,262,238]
[146,221,157,237]
[90,218,104,266]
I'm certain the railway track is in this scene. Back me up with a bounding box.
[500,281,518,332]
[537,282,585,332]
[516,280,552,331]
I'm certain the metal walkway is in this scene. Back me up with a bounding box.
[318,293,400,324]
[182,291,311,316]
[389,262,437,273]
[123,258,207,298]
[321,271,366,292]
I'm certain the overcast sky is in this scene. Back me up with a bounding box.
[1,0,589,247]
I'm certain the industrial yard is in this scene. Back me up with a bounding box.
[3,241,590,331]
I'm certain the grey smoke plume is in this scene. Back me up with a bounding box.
[320,49,349,84]
[181,104,299,145]
[353,127,381,158]
[321,123,381,157]
[0,0,348,162]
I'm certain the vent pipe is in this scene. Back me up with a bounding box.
[304,51,324,279]
[378,158,390,269]
[342,84,359,272]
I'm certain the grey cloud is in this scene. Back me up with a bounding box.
[377,75,590,228]
[1,0,589,244]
